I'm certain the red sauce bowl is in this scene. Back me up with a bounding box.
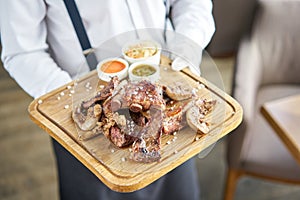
[97,58,129,82]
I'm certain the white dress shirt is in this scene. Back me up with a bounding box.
[0,0,215,98]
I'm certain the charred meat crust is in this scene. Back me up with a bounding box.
[72,77,215,163]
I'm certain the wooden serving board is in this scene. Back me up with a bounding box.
[28,58,243,192]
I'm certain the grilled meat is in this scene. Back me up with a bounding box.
[72,76,215,163]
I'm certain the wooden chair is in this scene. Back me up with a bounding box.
[224,1,300,199]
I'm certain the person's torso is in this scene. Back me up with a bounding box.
[44,0,167,77]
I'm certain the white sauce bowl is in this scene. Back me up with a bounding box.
[97,57,129,82]
[122,40,161,65]
[128,62,160,83]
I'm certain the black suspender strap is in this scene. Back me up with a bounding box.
[63,0,98,70]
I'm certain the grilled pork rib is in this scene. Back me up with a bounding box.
[72,77,213,163]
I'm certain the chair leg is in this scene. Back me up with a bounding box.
[223,168,242,200]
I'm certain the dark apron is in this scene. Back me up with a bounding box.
[52,139,200,200]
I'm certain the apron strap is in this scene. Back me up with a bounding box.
[63,0,98,70]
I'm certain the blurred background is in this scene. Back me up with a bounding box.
[1,0,300,199]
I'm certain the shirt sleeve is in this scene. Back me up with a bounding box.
[170,0,215,49]
[165,0,215,76]
[0,0,72,99]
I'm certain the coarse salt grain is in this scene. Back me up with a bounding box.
[111,149,115,153]
[67,85,72,89]
[174,150,178,154]
[172,136,177,141]
[166,141,171,145]
[121,157,126,162]
[199,83,205,89]
[192,88,197,95]
[57,96,61,100]
[64,105,69,109]
[38,99,43,104]
[60,92,65,96]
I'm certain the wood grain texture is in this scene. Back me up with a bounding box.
[28,58,243,192]
[261,94,300,165]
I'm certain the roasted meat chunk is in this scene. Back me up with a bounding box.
[162,81,193,101]
[130,108,163,163]
[123,80,166,112]
[72,76,216,163]
[72,103,102,131]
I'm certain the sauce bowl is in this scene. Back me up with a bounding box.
[122,40,161,65]
[97,58,129,82]
[128,61,160,83]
